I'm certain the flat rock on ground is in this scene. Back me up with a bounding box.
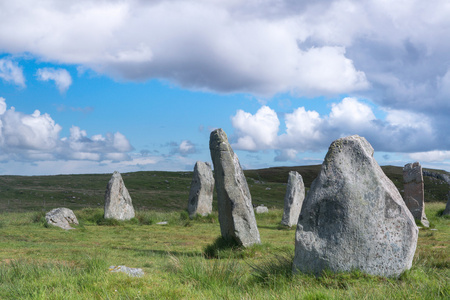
[293,135,418,278]
[45,207,79,230]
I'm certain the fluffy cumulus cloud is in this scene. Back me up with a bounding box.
[0,97,132,162]
[0,58,25,87]
[0,0,370,96]
[231,106,279,151]
[231,97,447,162]
[36,68,72,93]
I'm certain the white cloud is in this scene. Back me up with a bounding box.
[0,59,25,87]
[231,97,444,160]
[0,98,133,162]
[409,151,450,162]
[231,106,279,150]
[36,68,72,93]
[0,1,369,96]
[329,97,375,130]
[169,140,197,156]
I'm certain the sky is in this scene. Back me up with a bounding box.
[0,0,449,175]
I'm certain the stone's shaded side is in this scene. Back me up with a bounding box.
[45,207,79,230]
[293,135,418,278]
[188,161,215,218]
[209,128,261,247]
[281,171,305,227]
[403,162,429,227]
[444,195,450,216]
[104,171,135,220]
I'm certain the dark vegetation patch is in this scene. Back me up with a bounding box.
[0,165,448,213]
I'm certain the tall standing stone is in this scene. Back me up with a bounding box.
[281,171,305,227]
[104,171,135,220]
[403,162,429,227]
[209,128,261,247]
[293,135,418,278]
[188,161,215,218]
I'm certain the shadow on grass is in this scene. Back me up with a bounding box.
[203,236,242,259]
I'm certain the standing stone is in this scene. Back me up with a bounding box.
[45,207,79,230]
[188,161,215,218]
[293,135,418,278]
[104,171,135,220]
[209,128,261,247]
[443,194,450,216]
[281,171,305,227]
[403,162,429,227]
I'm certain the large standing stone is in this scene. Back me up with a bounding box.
[188,161,215,218]
[209,128,261,247]
[281,171,305,227]
[403,162,429,227]
[104,171,135,220]
[293,135,418,278]
[45,207,79,230]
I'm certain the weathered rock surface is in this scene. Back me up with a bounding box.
[188,161,215,218]
[293,135,418,278]
[255,205,269,214]
[45,207,78,230]
[209,128,261,247]
[281,171,305,227]
[403,162,429,227]
[104,171,135,220]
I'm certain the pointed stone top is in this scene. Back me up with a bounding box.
[209,128,231,152]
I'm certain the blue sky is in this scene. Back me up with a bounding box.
[0,0,449,175]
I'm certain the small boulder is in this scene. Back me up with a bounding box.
[188,161,215,218]
[403,162,429,227]
[255,205,269,214]
[209,128,261,247]
[109,265,144,277]
[293,135,418,278]
[281,171,305,227]
[104,171,135,220]
[45,207,78,230]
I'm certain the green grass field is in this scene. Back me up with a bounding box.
[0,166,449,299]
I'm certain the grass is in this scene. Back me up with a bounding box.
[0,203,448,299]
[0,166,448,298]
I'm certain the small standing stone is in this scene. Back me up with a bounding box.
[188,161,215,218]
[281,171,305,227]
[209,128,261,247]
[293,135,418,278]
[45,207,79,230]
[104,171,135,221]
[443,194,450,216]
[403,162,429,227]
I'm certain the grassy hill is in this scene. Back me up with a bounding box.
[0,165,448,213]
[0,165,448,299]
